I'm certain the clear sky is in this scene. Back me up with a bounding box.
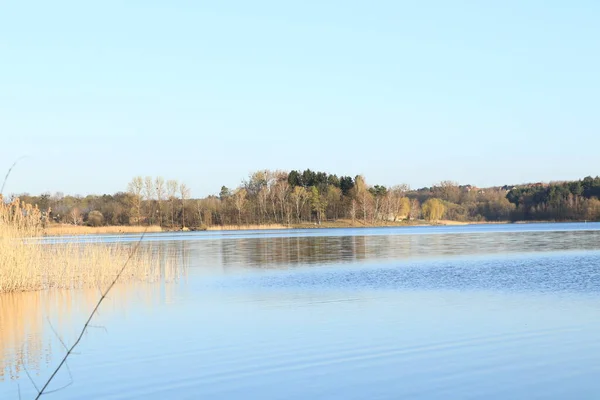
[1,1,599,197]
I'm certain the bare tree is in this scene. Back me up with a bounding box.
[179,182,190,229]
[127,176,144,225]
[391,186,410,221]
[143,176,156,225]
[196,199,203,226]
[434,180,461,203]
[371,190,385,223]
[409,198,421,220]
[69,207,82,225]
[392,184,409,194]
[155,177,165,226]
[309,186,327,224]
[273,175,290,223]
[257,186,270,223]
[354,175,372,223]
[167,179,178,227]
[233,188,247,225]
[290,186,308,222]
[326,185,342,220]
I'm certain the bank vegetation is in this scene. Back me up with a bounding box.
[10,171,600,232]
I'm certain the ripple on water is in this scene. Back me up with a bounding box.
[214,251,600,295]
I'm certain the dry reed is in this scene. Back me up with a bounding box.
[44,224,163,236]
[207,224,288,231]
[0,197,177,293]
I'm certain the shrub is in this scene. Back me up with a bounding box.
[87,210,104,226]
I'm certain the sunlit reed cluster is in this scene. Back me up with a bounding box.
[0,196,178,293]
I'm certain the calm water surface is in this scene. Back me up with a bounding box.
[2,223,600,399]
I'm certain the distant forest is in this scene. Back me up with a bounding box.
[10,170,600,228]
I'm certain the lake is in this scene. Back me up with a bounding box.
[2,223,600,399]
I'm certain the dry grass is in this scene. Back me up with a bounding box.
[44,224,162,236]
[0,197,178,293]
[207,224,289,231]
[207,220,422,231]
[432,220,470,226]
[292,219,423,229]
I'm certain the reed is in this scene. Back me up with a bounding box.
[44,224,163,236]
[0,197,177,293]
[207,223,288,231]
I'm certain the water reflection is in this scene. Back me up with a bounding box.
[212,231,600,270]
[223,252,600,294]
[0,283,183,384]
[3,225,600,399]
[0,291,50,382]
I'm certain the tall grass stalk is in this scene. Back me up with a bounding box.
[0,197,175,293]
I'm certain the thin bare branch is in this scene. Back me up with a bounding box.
[87,325,109,333]
[40,362,74,395]
[47,318,69,353]
[34,228,150,399]
[23,364,40,395]
[1,156,28,195]
[42,381,74,395]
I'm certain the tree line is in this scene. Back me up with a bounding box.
[505,176,600,221]
[9,171,600,228]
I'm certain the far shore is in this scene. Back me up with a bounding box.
[40,219,579,236]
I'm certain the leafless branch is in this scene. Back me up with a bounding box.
[1,156,28,195]
[40,362,73,395]
[47,318,69,353]
[33,228,149,399]
[23,364,40,395]
[87,325,109,333]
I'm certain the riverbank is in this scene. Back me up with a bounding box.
[43,219,475,235]
[291,219,431,229]
[43,219,595,235]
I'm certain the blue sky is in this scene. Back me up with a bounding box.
[1,1,598,197]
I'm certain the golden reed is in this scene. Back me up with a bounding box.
[0,196,176,293]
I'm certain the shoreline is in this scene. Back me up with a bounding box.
[41,219,590,236]
[43,220,446,235]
